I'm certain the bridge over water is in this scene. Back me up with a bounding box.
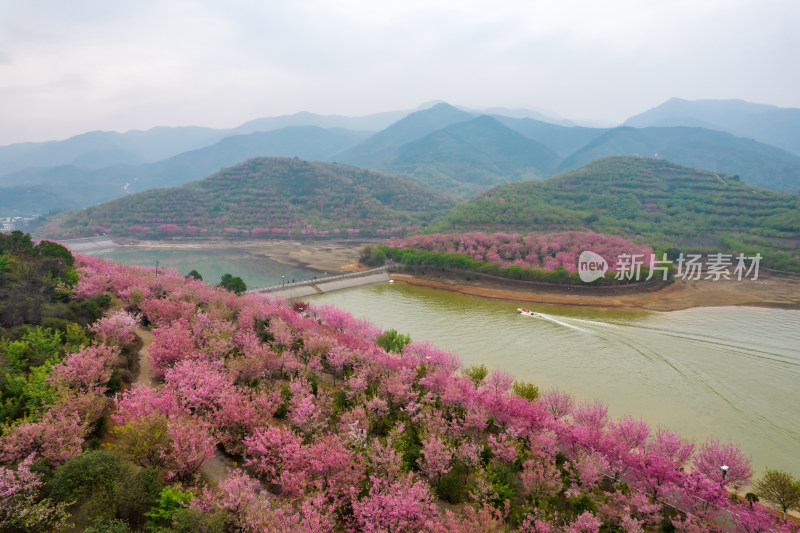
[247,265,394,299]
[59,236,117,253]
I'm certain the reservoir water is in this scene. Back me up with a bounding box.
[311,282,800,477]
[92,246,317,289]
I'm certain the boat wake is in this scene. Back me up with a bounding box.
[518,308,589,332]
[536,313,589,332]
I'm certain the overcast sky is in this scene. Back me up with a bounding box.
[1,0,798,145]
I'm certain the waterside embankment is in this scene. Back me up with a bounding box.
[390,269,800,311]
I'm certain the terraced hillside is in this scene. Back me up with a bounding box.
[44,157,455,239]
[435,156,800,271]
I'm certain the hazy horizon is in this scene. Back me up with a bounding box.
[1,0,798,145]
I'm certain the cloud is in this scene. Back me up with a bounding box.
[0,0,798,144]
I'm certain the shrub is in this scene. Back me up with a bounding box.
[168,508,226,533]
[219,273,247,295]
[49,449,125,503]
[83,518,132,533]
[376,329,411,354]
[511,380,540,402]
[113,415,171,469]
[115,467,162,530]
[464,364,488,386]
[48,450,161,528]
[145,486,195,531]
[359,245,387,267]
[570,493,597,515]
[436,464,468,504]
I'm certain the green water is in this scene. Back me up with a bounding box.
[91,246,316,288]
[311,282,800,477]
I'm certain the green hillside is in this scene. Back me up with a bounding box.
[435,156,800,271]
[44,157,456,239]
[557,126,800,194]
[382,116,559,198]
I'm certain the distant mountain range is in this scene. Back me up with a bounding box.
[2,98,800,216]
[623,98,800,156]
[554,126,800,193]
[0,126,371,214]
[0,108,418,173]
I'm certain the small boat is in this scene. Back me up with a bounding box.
[517,308,545,318]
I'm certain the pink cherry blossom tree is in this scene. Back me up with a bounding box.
[540,388,575,419]
[522,455,562,505]
[0,454,71,530]
[89,309,140,345]
[0,407,89,466]
[49,343,120,391]
[352,474,438,533]
[693,438,753,493]
[418,434,453,484]
[148,319,198,378]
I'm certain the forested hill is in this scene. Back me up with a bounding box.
[435,156,800,270]
[44,157,456,239]
[381,115,559,198]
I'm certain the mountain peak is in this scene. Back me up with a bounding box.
[334,103,473,167]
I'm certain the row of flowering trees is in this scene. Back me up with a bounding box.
[123,224,412,238]
[386,231,655,273]
[1,254,796,531]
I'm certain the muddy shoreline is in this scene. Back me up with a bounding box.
[389,272,800,312]
[114,237,376,274]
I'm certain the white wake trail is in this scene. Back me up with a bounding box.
[532,313,589,333]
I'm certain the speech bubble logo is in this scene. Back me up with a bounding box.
[577,251,608,283]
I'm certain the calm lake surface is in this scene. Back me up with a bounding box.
[91,246,317,288]
[311,282,800,476]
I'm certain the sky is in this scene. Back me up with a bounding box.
[1,0,798,145]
